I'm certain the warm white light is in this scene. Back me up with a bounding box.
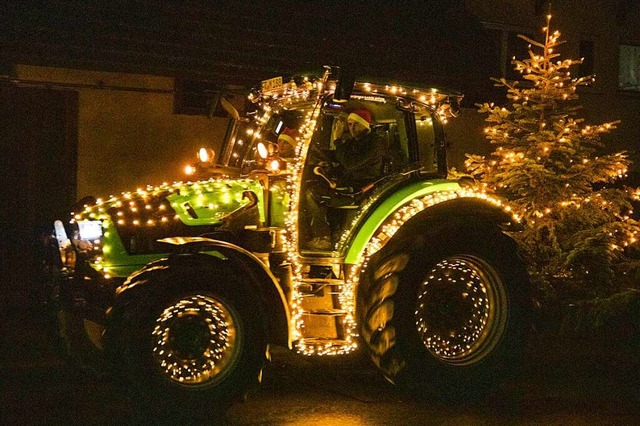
[257,142,268,159]
[198,147,215,163]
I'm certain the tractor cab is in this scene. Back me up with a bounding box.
[193,69,463,254]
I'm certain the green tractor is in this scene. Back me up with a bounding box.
[47,67,529,413]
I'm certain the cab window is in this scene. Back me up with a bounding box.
[308,97,410,174]
[415,113,438,173]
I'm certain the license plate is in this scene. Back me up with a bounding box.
[261,76,283,94]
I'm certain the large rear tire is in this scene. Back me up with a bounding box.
[105,259,267,416]
[357,224,529,401]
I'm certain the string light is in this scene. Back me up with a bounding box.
[152,294,237,384]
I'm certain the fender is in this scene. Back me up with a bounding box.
[345,181,519,263]
[393,196,521,235]
[116,237,291,348]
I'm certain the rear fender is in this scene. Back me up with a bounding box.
[395,197,521,237]
[346,188,520,264]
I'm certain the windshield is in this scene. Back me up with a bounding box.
[226,106,309,173]
[306,96,412,175]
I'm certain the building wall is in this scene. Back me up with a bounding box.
[15,65,229,199]
[460,0,640,169]
[12,0,640,185]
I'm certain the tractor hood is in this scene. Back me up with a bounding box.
[71,177,266,258]
[74,178,265,228]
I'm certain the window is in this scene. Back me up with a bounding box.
[484,26,535,80]
[173,78,220,115]
[579,40,595,78]
[484,28,505,78]
[619,44,640,92]
[506,31,535,80]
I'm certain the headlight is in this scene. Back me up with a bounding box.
[78,220,103,240]
[198,147,215,163]
[257,142,269,159]
[73,220,105,265]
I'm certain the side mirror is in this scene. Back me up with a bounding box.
[333,67,355,103]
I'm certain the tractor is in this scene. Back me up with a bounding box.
[46,67,529,413]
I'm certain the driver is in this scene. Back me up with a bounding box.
[277,127,299,158]
[304,107,385,250]
[333,108,385,189]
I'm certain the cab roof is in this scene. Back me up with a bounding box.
[249,68,463,116]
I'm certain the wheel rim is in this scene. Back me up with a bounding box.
[415,255,508,366]
[152,294,240,386]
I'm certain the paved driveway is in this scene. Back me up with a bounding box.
[2,305,639,425]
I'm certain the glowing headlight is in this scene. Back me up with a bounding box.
[78,220,103,240]
[269,159,280,171]
[257,142,269,159]
[198,147,215,163]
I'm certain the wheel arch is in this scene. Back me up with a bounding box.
[395,197,521,238]
[346,188,521,264]
[111,238,290,348]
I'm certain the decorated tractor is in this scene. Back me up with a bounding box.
[46,67,529,413]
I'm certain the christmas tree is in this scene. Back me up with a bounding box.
[465,15,640,302]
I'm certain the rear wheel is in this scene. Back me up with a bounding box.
[106,260,266,415]
[358,225,529,401]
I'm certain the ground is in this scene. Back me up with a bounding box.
[1,301,639,425]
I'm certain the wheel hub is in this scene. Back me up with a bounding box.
[152,294,239,385]
[167,313,211,360]
[415,256,507,365]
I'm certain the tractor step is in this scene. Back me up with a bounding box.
[301,308,347,316]
[293,257,355,352]
[296,337,352,349]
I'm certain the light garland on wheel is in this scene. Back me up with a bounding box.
[415,258,492,360]
[152,294,237,385]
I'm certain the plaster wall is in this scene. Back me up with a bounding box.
[15,65,228,199]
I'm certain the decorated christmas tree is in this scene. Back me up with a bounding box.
[465,15,640,302]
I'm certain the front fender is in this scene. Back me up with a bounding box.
[116,237,291,347]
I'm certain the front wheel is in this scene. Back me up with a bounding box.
[105,260,267,415]
[358,225,529,401]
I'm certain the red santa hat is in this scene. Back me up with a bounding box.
[347,108,372,130]
[277,127,298,148]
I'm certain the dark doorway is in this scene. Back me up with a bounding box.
[0,85,78,310]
